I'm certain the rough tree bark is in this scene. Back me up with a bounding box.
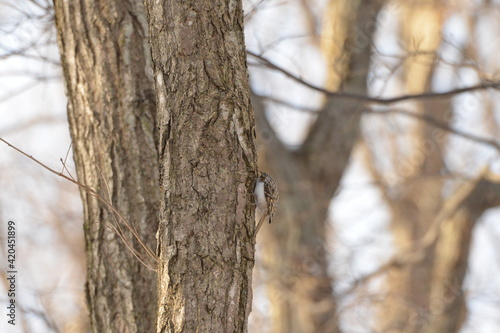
[53,1,159,332]
[143,0,257,332]
[253,1,384,332]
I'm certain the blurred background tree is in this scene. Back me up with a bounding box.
[1,0,500,332]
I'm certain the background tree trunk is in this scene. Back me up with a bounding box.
[53,1,159,332]
[253,1,384,332]
[373,2,448,332]
[144,0,258,331]
[363,2,500,333]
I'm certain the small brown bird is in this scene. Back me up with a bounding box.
[254,172,279,236]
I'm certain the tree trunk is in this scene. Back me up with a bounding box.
[376,2,446,332]
[143,0,257,331]
[53,1,159,332]
[426,170,500,333]
[254,1,383,332]
[371,2,500,332]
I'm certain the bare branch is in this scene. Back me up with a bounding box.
[94,162,158,268]
[252,92,500,152]
[247,50,500,104]
[0,137,158,270]
[366,108,500,151]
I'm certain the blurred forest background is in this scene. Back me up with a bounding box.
[1,0,500,332]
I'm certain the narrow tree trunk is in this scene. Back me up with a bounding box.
[254,1,383,332]
[372,2,499,332]
[143,0,257,331]
[53,1,159,332]
[425,171,500,333]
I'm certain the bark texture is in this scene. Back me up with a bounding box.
[254,1,383,332]
[144,0,257,332]
[53,1,159,332]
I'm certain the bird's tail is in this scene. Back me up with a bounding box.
[254,214,266,237]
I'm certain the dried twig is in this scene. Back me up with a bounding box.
[0,137,158,271]
[247,50,500,104]
[93,163,157,269]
